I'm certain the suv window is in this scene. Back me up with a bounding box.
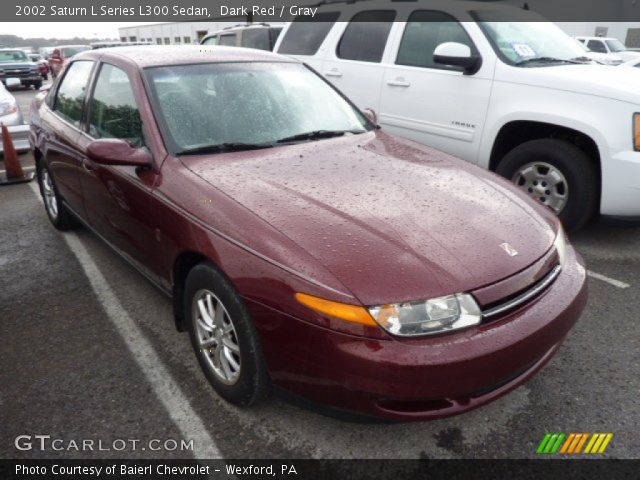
[202,36,218,46]
[397,11,475,70]
[218,34,237,47]
[278,12,341,55]
[587,40,607,53]
[53,60,94,127]
[88,63,143,145]
[337,10,396,63]
[242,29,270,50]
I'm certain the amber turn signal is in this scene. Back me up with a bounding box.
[295,292,378,327]
[634,113,640,151]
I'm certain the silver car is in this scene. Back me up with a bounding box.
[0,79,24,126]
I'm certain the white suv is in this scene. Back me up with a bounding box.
[275,1,640,230]
[576,36,640,62]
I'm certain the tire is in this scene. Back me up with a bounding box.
[33,81,42,90]
[184,262,269,406]
[496,138,598,232]
[36,160,80,230]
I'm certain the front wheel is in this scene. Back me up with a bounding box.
[496,139,598,232]
[184,262,269,406]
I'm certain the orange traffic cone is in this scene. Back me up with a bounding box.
[0,122,34,185]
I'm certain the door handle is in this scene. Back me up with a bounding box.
[324,69,343,78]
[386,78,411,87]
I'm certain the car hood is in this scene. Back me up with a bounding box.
[499,62,640,104]
[184,132,557,306]
[0,62,34,70]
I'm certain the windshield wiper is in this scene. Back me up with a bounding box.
[275,129,366,144]
[177,142,274,156]
[515,57,585,66]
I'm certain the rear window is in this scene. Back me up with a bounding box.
[337,10,396,63]
[218,34,237,47]
[278,12,341,55]
[241,29,270,50]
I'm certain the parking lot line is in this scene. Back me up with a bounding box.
[30,180,221,459]
[587,270,631,289]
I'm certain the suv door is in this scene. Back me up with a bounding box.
[42,60,95,217]
[379,11,493,162]
[321,10,396,112]
[77,62,160,275]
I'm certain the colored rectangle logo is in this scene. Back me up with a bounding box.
[537,433,612,454]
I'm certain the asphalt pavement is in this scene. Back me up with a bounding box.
[1,85,638,460]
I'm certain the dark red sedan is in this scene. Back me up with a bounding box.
[29,46,587,421]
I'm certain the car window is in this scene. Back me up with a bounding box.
[202,36,218,46]
[53,60,94,127]
[587,40,607,53]
[0,50,29,63]
[269,27,283,49]
[278,12,341,55]
[397,11,475,70]
[241,29,270,50]
[337,10,396,63]
[605,39,626,52]
[88,63,143,146]
[218,34,237,46]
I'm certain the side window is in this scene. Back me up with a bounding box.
[587,40,607,53]
[241,29,270,50]
[202,36,218,46]
[278,12,340,55]
[218,34,237,46]
[396,11,476,70]
[337,10,396,63]
[88,64,143,146]
[53,60,94,127]
[269,28,283,50]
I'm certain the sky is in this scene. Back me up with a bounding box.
[0,22,155,40]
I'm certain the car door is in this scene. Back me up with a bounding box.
[42,59,95,218]
[320,9,396,112]
[378,10,494,163]
[76,62,160,278]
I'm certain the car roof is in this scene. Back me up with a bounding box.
[74,45,296,68]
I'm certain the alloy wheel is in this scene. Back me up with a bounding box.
[512,161,569,214]
[192,289,241,385]
[42,168,59,219]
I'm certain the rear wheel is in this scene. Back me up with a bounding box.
[36,161,79,230]
[184,262,269,406]
[33,81,42,90]
[496,139,598,232]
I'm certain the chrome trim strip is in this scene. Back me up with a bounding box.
[482,265,562,318]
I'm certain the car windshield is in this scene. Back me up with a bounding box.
[145,62,371,153]
[61,46,89,56]
[605,39,626,52]
[0,51,29,63]
[474,10,586,66]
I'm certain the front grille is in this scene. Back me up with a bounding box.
[0,68,34,78]
[482,264,561,319]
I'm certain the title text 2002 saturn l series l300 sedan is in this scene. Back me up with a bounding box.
[29,46,587,420]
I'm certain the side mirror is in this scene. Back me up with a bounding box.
[5,78,21,88]
[433,42,482,75]
[87,138,151,168]
[363,108,378,125]
[39,84,52,92]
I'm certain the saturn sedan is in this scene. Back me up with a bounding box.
[29,46,587,420]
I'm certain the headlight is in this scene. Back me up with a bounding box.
[554,224,568,268]
[369,293,482,337]
[0,101,17,116]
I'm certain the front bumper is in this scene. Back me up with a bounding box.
[0,109,24,127]
[601,149,640,216]
[252,246,587,421]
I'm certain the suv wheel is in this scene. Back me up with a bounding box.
[184,262,269,406]
[496,138,598,232]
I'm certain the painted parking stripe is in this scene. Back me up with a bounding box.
[65,231,222,458]
[30,179,221,459]
[587,270,630,289]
